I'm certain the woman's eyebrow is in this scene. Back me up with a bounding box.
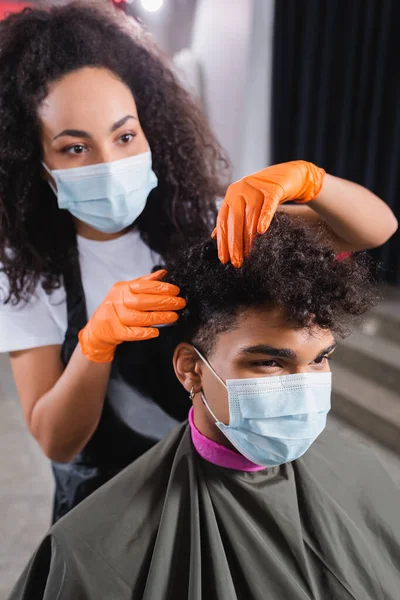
[110,115,137,132]
[52,115,137,141]
[53,128,91,141]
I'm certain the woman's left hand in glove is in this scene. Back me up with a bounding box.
[213,160,326,267]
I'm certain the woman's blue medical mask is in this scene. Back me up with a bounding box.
[193,347,331,467]
[42,150,158,234]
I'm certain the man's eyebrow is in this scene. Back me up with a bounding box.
[238,341,337,361]
[238,345,297,359]
[314,342,337,360]
[110,115,137,132]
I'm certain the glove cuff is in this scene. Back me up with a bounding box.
[295,163,326,203]
[78,326,116,363]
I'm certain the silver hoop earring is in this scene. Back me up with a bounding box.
[189,387,195,401]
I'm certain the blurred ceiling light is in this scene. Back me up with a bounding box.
[140,0,163,12]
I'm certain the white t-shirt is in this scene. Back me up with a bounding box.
[0,230,159,353]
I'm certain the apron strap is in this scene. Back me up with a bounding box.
[61,244,88,366]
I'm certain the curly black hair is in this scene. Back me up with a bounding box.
[165,213,380,356]
[0,1,229,304]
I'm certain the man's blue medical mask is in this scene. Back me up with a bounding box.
[42,150,158,234]
[193,347,331,467]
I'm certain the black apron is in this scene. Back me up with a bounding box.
[51,261,190,522]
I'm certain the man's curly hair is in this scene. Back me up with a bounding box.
[0,2,229,304]
[166,213,380,356]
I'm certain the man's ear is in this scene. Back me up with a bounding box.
[173,343,203,395]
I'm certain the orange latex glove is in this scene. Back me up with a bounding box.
[213,160,326,267]
[79,270,186,363]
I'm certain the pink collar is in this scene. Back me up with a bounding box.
[188,408,265,472]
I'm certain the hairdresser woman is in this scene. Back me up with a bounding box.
[0,4,396,522]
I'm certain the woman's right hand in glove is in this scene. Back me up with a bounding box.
[79,270,186,363]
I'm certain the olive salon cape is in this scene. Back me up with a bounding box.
[9,422,400,600]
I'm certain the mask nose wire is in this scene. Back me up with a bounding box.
[192,346,227,423]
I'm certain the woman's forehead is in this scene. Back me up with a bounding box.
[38,67,138,134]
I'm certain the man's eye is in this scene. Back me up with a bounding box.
[313,355,331,365]
[252,360,280,368]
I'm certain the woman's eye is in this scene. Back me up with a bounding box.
[64,144,87,155]
[119,133,135,145]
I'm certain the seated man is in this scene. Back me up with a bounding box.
[9,214,400,600]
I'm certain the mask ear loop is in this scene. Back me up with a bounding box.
[41,161,58,196]
[192,346,226,423]
[192,346,227,387]
[200,391,220,423]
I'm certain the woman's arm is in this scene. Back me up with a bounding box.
[278,174,398,252]
[10,345,111,463]
[214,161,398,266]
[10,270,186,463]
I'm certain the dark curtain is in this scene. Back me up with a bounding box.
[271,0,400,284]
